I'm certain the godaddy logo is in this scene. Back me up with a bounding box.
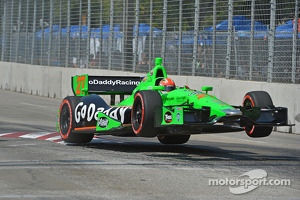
[208,169,291,194]
[89,79,140,86]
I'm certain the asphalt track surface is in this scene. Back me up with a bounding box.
[0,89,299,200]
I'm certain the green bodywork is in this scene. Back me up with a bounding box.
[117,57,235,122]
[96,112,122,132]
[74,57,238,131]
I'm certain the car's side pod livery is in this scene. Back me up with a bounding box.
[57,57,294,144]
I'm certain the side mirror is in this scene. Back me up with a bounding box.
[202,86,213,94]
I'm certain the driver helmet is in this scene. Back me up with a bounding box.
[159,78,176,91]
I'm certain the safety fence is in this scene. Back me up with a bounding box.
[0,0,299,84]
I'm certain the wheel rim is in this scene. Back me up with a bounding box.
[60,104,70,135]
[243,98,253,109]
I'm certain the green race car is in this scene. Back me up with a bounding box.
[57,57,293,144]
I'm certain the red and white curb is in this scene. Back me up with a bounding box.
[0,132,123,144]
[0,132,64,143]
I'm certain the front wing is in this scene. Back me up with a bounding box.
[154,105,291,129]
[71,104,291,136]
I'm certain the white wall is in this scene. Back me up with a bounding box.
[1,61,299,134]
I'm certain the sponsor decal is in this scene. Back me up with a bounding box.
[188,91,197,96]
[164,112,172,123]
[176,112,181,122]
[75,102,129,123]
[75,75,86,95]
[89,79,140,86]
[166,97,175,101]
[166,96,186,102]
[176,96,186,101]
[189,91,204,96]
[98,117,109,128]
[196,94,206,100]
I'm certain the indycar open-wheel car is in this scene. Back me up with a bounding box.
[57,57,293,145]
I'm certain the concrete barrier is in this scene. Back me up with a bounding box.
[1,61,299,134]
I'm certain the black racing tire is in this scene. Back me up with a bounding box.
[242,91,273,137]
[59,96,94,143]
[157,135,191,144]
[131,91,162,137]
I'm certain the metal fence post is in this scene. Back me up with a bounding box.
[1,0,7,62]
[86,0,91,69]
[177,0,183,75]
[192,0,200,76]
[41,0,45,65]
[124,0,134,71]
[9,0,14,62]
[57,1,61,66]
[133,0,139,72]
[65,0,70,67]
[249,0,256,81]
[161,0,167,65]
[108,0,114,70]
[211,0,217,77]
[47,0,53,66]
[225,0,233,79]
[121,0,126,71]
[77,0,82,69]
[148,0,153,71]
[292,0,299,83]
[98,0,103,69]
[15,0,21,63]
[267,0,276,83]
[25,0,29,63]
[31,0,37,65]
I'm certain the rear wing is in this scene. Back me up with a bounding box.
[72,74,143,102]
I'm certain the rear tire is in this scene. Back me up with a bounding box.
[59,96,94,143]
[157,135,190,144]
[131,91,162,137]
[242,91,273,137]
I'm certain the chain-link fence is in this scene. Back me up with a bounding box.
[1,0,299,84]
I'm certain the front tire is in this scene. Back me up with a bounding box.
[59,96,94,143]
[242,91,273,137]
[131,91,162,137]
